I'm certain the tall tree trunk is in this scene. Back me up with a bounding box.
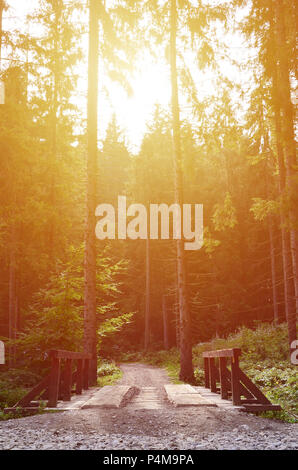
[144,238,150,350]
[8,223,17,367]
[48,1,59,263]
[269,4,295,328]
[170,0,194,382]
[275,0,297,352]
[264,146,279,324]
[162,295,169,350]
[0,1,5,104]
[268,215,278,323]
[0,1,4,66]
[84,0,99,385]
[273,85,295,325]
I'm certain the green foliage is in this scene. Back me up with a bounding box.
[97,360,122,387]
[250,198,279,221]
[98,314,133,339]
[194,368,205,386]
[0,369,31,419]
[0,367,45,418]
[212,192,238,231]
[0,368,41,389]
[6,245,133,374]
[0,384,27,410]
[202,227,221,254]
[244,364,298,423]
[192,322,290,367]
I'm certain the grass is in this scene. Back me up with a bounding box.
[97,360,123,387]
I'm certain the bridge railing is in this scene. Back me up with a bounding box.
[5,349,92,412]
[202,348,281,413]
[47,349,92,407]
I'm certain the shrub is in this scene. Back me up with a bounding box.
[97,360,122,387]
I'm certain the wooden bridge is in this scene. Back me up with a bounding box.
[5,348,281,414]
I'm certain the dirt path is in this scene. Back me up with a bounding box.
[117,363,171,409]
[118,363,171,389]
[0,363,297,450]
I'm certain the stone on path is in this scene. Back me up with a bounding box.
[164,384,217,407]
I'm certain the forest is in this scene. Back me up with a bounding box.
[0,0,297,426]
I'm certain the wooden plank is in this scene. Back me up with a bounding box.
[240,399,259,404]
[14,375,50,407]
[76,359,83,394]
[4,407,43,415]
[221,364,254,400]
[209,357,217,393]
[82,386,137,409]
[203,348,241,359]
[238,368,271,404]
[49,350,91,360]
[71,370,77,387]
[231,357,241,406]
[204,358,210,388]
[214,362,220,383]
[219,357,229,399]
[62,359,72,401]
[48,357,61,407]
[242,404,281,412]
[164,385,217,407]
[83,359,89,390]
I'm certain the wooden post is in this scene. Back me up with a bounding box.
[83,359,89,389]
[62,359,72,401]
[209,357,217,393]
[76,359,83,394]
[219,357,229,399]
[204,357,210,388]
[48,356,60,407]
[231,355,241,405]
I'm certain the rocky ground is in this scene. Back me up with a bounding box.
[0,363,297,450]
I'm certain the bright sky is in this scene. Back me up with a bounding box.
[2,0,252,152]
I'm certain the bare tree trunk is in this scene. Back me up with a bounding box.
[268,215,278,323]
[170,0,194,382]
[8,224,17,367]
[272,83,295,325]
[144,238,150,350]
[162,295,169,350]
[275,0,297,352]
[48,1,59,263]
[0,1,4,66]
[269,0,296,342]
[264,147,279,324]
[84,0,99,385]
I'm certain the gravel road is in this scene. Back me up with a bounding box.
[0,363,297,450]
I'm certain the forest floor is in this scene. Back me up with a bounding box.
[0,363,297,450]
